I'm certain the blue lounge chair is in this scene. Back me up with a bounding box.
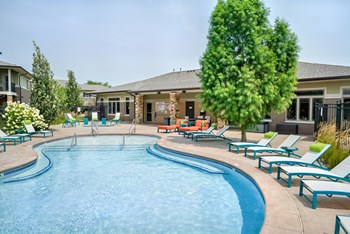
[277,155,350,187]
[24,120,53,138]
[244,134,301,159]
[0,142,6,152]
[62,113,78,127]
[258,143,331,174]
[110,113,121,125]
[335,215,350,234]
[0,129,24,145]
[299,180,350,209]
[228,131,278,154]
[193,125,230,142]
[184,126,215,138]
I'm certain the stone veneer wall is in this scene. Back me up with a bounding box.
[135,95,144,124]
[169,93,179,122]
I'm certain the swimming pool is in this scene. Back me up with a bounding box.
[0,135,264,233]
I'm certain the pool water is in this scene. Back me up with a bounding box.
[0,136,264,233]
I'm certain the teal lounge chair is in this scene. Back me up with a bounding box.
[299,180,350,209]
[335,215,350,234]
[110,112,121,125]
[244,134,301,160]
[228,131,278,154]
[62,113,78,127]
[24,120,53,138]
[258,143,331,174]
[0,142,5,152]
[185,126,215,139]
[193,125,230,142]
[0,129,30,145]
[278,155,350,187]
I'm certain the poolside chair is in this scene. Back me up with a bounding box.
[193,125,230,142]
[157,119,187,133]
[228,131,278,154]
[24,120,53,138]
[258,142,331,174]
[62,113,78,127]
[277,155,350,187]
[185,126,215,139]
[244,134,301,160]
[0,129,30,145]
[299,180,350,209]
[91,112,99,122]
[110,112,121,125]
[83,118,89,126]
[335,215,350,234]
[179,120,208,135]
[0,142,6,152]
[99,118,113,127]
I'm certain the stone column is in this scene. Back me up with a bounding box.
[135,94,144,124]
[169,92,179,123]
[7,95,13,103]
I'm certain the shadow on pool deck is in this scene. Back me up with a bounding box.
[0,123,349,233]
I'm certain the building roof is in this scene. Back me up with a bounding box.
[297,62,350,81]
[56,79,108,91]
[0,60,33,78]
[81,61,350,95]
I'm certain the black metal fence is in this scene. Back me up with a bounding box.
[314,102,350,134]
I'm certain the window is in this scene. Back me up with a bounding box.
[108,98,120,114]
[342,88,350,120]
[343,88,350,95]
[83,92,91,98]
[286,90,324,122]
[125,97,130,115]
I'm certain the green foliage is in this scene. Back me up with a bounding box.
[2,102,48,134]
[316,122,350,169]
[65,70,83,111]
[200,0,299,141]
[31,41,60,127]
[86,80,111,87]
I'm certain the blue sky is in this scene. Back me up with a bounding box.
[1,0,349,86]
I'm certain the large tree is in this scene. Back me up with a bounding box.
[200,0,299,141]
[31,41,60,127]
[65,70,83,111]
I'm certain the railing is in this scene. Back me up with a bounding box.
[91,121,99,136]
[67,133,77,151]
[128,119,136,135]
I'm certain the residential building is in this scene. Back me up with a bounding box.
[0,60,32,113]
[90,62,350,135]
[56,80,108,106]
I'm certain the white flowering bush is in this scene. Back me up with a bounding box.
[2,101,48,134]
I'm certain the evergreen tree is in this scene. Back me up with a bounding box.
[31,41,60,127]
[200,0,299,141]
[65,70,83,111]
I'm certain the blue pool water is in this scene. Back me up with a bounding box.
[0,135,264,233]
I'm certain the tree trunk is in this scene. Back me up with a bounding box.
[241,128,247,142]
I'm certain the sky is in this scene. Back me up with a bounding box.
[1,0,350,86]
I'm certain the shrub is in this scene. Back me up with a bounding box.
[316,122,350,169]
[2,101,48,134]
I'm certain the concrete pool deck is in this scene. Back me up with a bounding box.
[0,123,349,233]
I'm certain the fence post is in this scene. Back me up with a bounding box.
[314,103,321,135]
[336,101,341,131]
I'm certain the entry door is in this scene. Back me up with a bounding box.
[185,101,195,119]
[146,103,152,122]
[344,98,350,121]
